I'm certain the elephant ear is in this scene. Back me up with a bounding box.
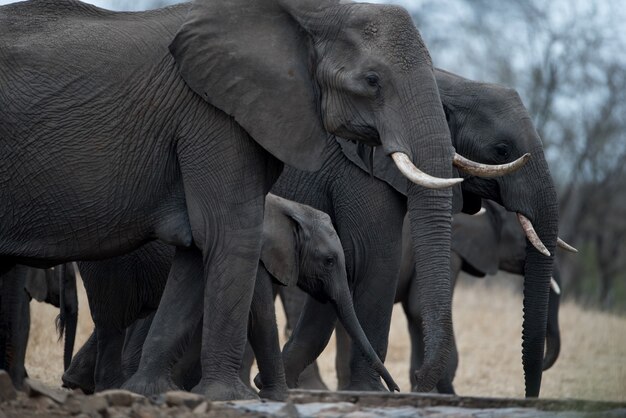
[451,204,501,276]
[260,196,301,288]
[169,0,332,171]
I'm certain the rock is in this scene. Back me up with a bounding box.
[164,391,206,409]
[0,371,17,403]
[131,405,160,418]
[193,401,211,414]
[275,400,299,418]
[24,378,68,404]
[65,394,83,415]
[97,389,143,407]
[80,394,109,415]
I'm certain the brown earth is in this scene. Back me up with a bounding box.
[25,272,626,402]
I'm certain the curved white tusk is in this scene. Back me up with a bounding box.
[517,213,551,257]
[557,237,578,253]
[391,152,463,189]
[473,207,487,216]
[550,277,561,295]
[453,153,531,178]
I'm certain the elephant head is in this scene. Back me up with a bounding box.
[435,69,566,397]
[261,194,398,391]
[170,0,461,185]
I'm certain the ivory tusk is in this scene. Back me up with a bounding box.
[473,207,487,216]
[391,152,463,189]
[517,213,551,257]
[550,277,561,295]
[557,237,578,253]
[453,152,531,178]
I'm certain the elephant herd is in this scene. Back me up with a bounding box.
[0,0,576,402]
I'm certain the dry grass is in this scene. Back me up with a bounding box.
[26,273,626,402]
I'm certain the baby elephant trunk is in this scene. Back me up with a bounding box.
[331,288,399,392]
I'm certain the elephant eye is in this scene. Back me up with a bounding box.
[494,143,510,159]
[324,256,335,267]
[365,73,380,87]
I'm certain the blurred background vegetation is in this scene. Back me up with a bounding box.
[2,0,624,312]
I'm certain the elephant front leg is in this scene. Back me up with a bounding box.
[190,223,263,401]
[63,330,97,393]
[94,327,126,391]
[248,265,288,401]
[122,247,204,395]
[281,296,337,388]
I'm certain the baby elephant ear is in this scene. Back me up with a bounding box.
[260,196,300,288]
[170,0,328,171]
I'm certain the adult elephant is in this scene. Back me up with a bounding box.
[0,0,466,399]
[0,264,77,389]
[272,69,571,397]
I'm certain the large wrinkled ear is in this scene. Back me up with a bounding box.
[260,196,300,287]
[170,0,334,171]
[451,206,500,276]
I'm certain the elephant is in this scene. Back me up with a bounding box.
[267,68,572,397]
[0,0,472,399]
[63,194,397,400]
[0,264,77,390]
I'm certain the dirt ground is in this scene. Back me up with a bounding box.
[25,272,626,402]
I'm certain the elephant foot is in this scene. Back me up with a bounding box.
[192,378,259,401]
[343,379,387,392]
[121,373,179,396]
[62,369,95,395]
[252,374,288,401]
[258,386,288,402]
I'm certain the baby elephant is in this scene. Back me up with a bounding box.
[64,194,397,400]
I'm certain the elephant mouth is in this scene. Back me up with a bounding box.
[333,123,381,146]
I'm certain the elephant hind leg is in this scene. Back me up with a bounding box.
[63,330,97,394]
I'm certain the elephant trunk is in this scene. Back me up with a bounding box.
[519,168,558,397]
[543,265,561,371]
[330,286,399,392]
[391,68,455,393]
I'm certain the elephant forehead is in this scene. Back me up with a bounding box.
[348,5,431,71]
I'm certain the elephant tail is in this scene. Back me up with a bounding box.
[55,263,78,371]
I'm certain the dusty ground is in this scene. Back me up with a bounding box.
[26,273,626,402]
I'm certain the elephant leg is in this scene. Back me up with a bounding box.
[239,342,255,389]
[278,286,328,390]
[122,247,204,395]
[335,322,351,390]
[248,265,288,401]
[344,244,402,391]
[171,321,202,391]
[0,265,30,390]
[543,264,561,371]
[63,330,97,394]
[121,313,155,380]
[94,326,126,391]
[281,296,338,388]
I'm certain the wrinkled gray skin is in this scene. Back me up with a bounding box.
[0,0,455,399]
[63,195,397,400]
[274,69,558,397]
[0,264,77,390]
